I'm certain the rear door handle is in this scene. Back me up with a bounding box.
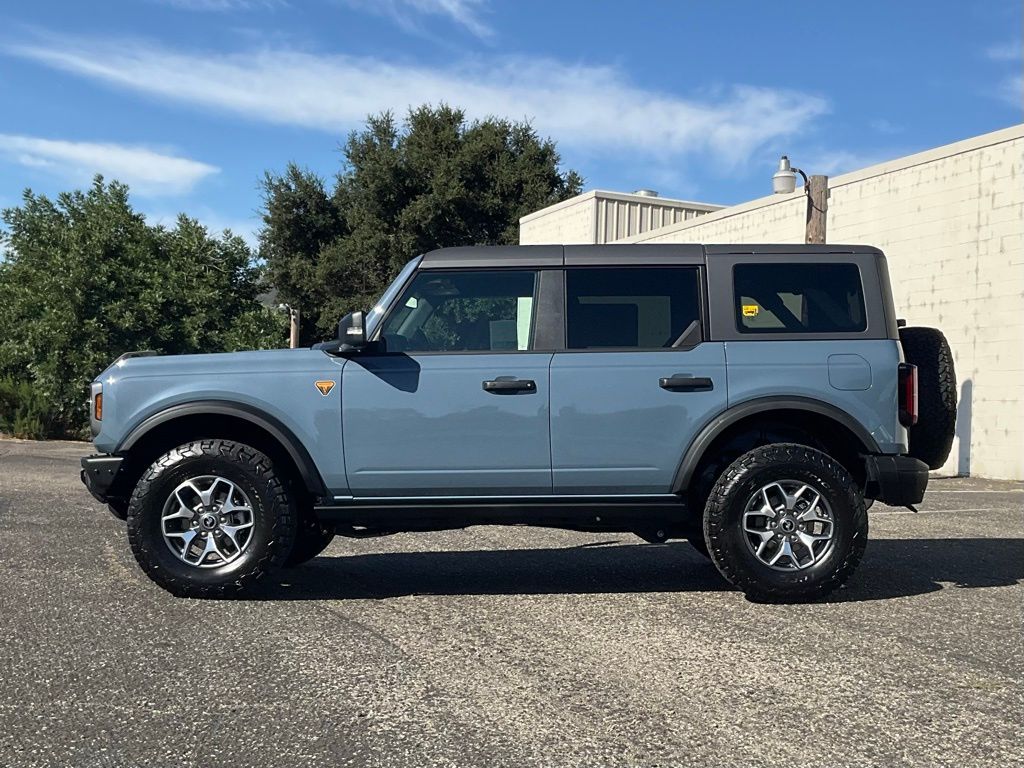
[659,375,714,392]
[483,378,537,394]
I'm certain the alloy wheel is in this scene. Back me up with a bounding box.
[160,475,255,568]
[741,479,835,570]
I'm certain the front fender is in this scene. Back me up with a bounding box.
[118,400,329,497]
[93,350,348,494]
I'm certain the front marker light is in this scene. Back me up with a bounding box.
[89,381,104,438]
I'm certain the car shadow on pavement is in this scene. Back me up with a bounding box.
[835,537,1024,602]
[243,537,1024,603]
[249,541,727,600]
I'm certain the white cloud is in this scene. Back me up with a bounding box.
[339,0,492,38]
[986,40,1022,61]
[799,148,897,177]
[985,40,1023,110]
[5,35,828,171]
[0,134,219,195]
[145,208,260,247]
[996,73,1023,109]
[869,118,902,135]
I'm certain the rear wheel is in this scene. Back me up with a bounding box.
[126,440,297,598]
[704,443,867,603]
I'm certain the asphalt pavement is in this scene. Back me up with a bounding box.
[1,438,1022,767]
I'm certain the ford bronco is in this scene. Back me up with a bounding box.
[81,244,956,602]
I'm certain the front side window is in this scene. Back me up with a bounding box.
[379,270,536,352]
[734,263,866,334]
[565,267,701,349]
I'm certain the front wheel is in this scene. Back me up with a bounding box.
[126,440,297,598]
[703,444,867,603]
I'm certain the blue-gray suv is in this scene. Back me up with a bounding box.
[81,244,957,602]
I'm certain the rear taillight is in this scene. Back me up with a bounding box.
[898,363,918,427]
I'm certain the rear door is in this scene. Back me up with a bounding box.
[549,258,727,494]
[707,250,905,454]
[342,267,553,497]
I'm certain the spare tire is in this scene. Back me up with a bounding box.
[899,326,957,469]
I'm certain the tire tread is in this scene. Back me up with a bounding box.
[899,326,957,470]
[703,443,867,603]
[126,439,295,598]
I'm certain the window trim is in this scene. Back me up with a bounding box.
[704,252,891,342]
[561,264,706,353]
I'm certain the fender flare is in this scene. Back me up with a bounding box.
[117,400,328,497]
[671,396,881,493]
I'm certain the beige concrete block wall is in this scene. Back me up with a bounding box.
[827,127,1024,480]
[527,125,1024,479]
[618,193,808,244]
[519,193,598,244]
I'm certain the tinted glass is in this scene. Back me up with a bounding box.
[380,270,536,352]
[565,267,701,349]
[734,263,866,334]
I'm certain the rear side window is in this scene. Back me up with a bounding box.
[565,267,701,349]
[734,263,866,334]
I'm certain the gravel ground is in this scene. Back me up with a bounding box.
[1,438,1022,767]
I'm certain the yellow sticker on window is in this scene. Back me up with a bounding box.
[742,304,760,317]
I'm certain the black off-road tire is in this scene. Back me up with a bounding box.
[703,443,868,603]
[285,510,335,567]
[126,440,297,598]
[899,326,957,470]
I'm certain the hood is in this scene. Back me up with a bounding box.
[95,348,328,382]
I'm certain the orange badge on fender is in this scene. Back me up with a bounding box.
[315,380,336,396]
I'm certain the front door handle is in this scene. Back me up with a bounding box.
[483,378,537,394]
[659,375,714,392]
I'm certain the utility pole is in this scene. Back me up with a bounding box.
[773,157,828,244]
[805,174,828,244]
[289,307,300,349]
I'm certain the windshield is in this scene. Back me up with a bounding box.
[364,256,422,339]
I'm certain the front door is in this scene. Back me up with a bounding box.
[342,268,552,497]
[549,265,728,494]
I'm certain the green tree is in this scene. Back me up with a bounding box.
[0,177,284,438]
[260,104,583,341]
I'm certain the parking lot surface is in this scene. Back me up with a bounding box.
[1,438,1022,767]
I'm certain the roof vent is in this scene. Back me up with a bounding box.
[632,189,658,197]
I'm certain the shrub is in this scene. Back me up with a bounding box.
[0,178,284,438]
[0,376,55,439]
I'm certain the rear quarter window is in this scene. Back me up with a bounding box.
[734,263,867,334]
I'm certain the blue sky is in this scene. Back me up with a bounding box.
[1,0,1021,246]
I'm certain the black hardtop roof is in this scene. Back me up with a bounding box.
[419,243,883,269]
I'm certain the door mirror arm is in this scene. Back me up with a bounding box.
[319,310,382,356]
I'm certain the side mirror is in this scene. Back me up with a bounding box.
[337,311,367,350]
